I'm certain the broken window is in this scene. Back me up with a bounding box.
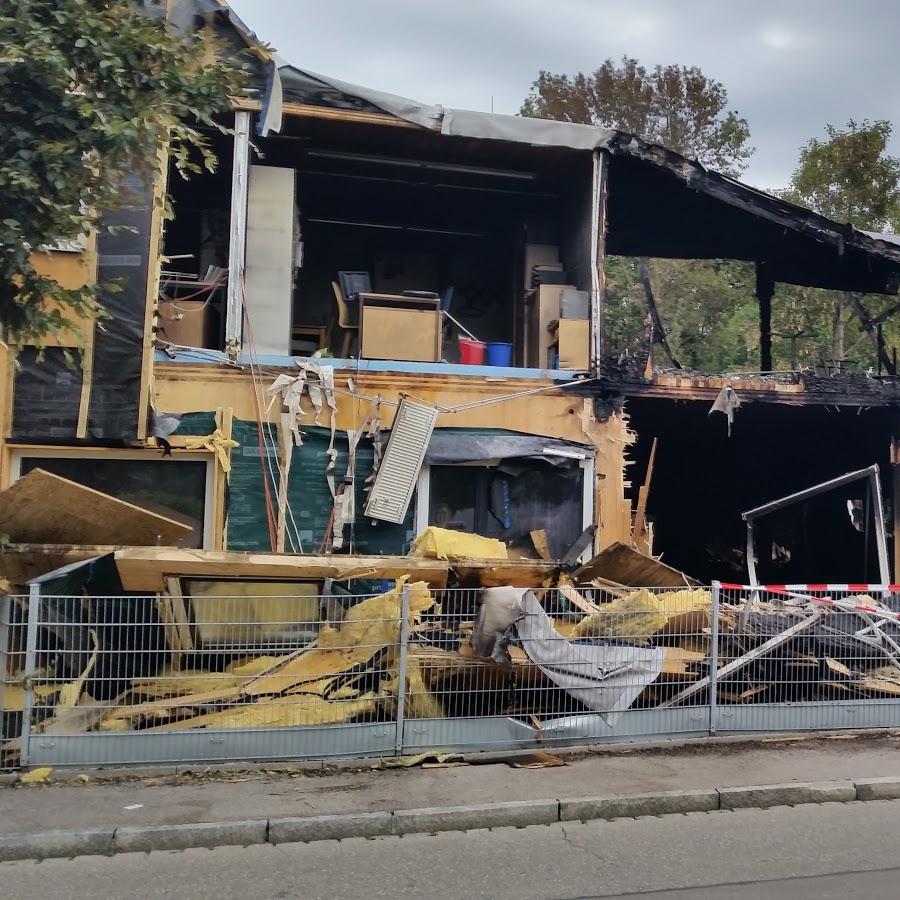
[16,454,210,549]
[161,113,595,368]
[427,462,586,559]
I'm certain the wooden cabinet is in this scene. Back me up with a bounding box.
[551,319,591,371]
[525,284,574,368]
[359,294,441,362]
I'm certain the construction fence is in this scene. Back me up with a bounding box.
[5,581,900,768]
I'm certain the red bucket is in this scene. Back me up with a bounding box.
[458,338,486,365]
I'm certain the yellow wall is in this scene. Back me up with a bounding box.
[30,235,98,347]
[153,362,635,549]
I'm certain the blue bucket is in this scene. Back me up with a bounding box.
[485,342,513,366]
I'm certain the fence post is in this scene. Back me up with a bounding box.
[394,582,411,757]
[0,593,9,731]
[19,584,41,767]
[709,581,720,736]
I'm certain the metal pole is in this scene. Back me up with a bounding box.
[19,584,41,767]
[709,582,720,735]
[225,109,251,359]
[743,465,881,520]
[394,583,411,757]
[0,593,10,730]
[738,520,758,631]
[870,466,891,588]
[589,149,609,374]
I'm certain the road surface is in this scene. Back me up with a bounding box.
[5,799,900,898]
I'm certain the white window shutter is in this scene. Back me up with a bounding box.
[365,398,438,524]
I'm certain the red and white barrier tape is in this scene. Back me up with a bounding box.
[717,583,900,620]
[719,583,900,593]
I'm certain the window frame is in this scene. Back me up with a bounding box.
[415,457,595,562]
[8,446,215,549]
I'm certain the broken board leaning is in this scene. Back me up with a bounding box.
[0,470,192,546]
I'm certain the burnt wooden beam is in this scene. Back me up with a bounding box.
[756,262,775,372]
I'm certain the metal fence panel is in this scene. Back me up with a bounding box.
[6,579,900,768]
[13,581,411,767]
[401,585,713,752]
[709,583,900,734]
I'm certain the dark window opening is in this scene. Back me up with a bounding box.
[428,463,584,559]
[159,129,233,350]
[19,457,208,548]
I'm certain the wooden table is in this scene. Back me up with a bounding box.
[358,292,442,362]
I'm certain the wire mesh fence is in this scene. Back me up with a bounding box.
[711,583,900,732]
[4,580,900,768]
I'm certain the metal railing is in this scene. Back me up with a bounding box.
[4,581,900,768]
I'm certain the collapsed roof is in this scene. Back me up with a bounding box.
[177,1,900,296]
[273,66,900,295]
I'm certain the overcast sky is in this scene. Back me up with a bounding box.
[228,0,900,190]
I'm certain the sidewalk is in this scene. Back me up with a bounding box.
[5,732,900,835]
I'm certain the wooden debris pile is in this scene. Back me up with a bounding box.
[8,574,900,759]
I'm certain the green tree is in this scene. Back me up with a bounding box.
[0,0,247,347]
[522,57,753,175]
[522,58,753,368]
[784,120,900,370]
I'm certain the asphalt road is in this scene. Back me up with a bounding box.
[5,800,900,899]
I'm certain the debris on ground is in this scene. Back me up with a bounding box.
[6,540,900,766]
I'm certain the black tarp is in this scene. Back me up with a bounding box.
[10,175,155,443]
[88,174,155,440]
[10,347,83,442]
[424,428,592,467]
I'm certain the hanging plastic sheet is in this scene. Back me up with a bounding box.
[471,588,663,725]
[11,172,153,443]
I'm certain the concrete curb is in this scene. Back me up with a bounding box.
[3,777,900,862]
[9,727,899,786]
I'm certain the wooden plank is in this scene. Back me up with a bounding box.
[558,583,600,615]
[575,541,696,588]
[164,577,194,652]
[115,548,450,592]
[0,470,192,547]
[232,97,424,130]
[660,646,706,677]
[632,438,658,552]
[75,322,96,440]
[155,593,182,671]
[452,557,559,588]
[530,529,552,561]
[211,407,233,551]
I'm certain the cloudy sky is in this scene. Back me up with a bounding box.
[228,0,900,190]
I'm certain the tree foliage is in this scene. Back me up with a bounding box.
[781,121,900,368]
[521,56,752,175]
[0,0,247,347]
[522,57,755,371]
[785,120,900,229]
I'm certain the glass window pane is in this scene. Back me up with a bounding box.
[19,457,207,548]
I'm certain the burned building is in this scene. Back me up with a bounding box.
[10,1,900,769]
[3,0,900,590]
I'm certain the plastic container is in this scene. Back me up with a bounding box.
[485,342,513,367]
[458,338,486,365]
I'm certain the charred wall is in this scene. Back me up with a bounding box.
[626,397,900,584]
